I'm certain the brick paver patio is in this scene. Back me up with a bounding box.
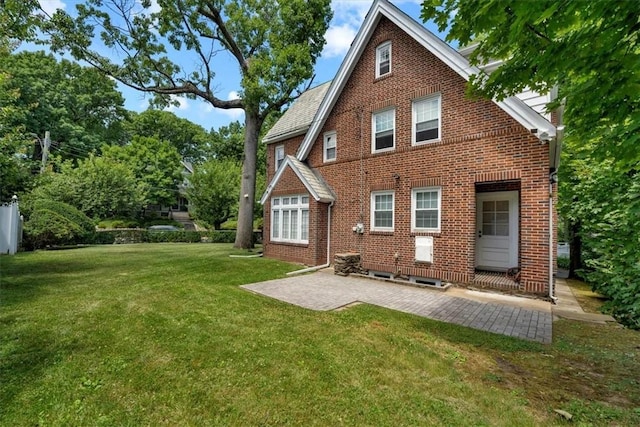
[242,271,553,343]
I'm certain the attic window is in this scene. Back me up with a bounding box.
[275,145,284,171]
[323,131,337,162]
[376,42,391,78]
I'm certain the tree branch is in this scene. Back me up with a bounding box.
[197,1,248,72]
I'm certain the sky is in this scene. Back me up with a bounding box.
[35,0,445,132]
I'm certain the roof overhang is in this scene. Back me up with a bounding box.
[260,155,335,205]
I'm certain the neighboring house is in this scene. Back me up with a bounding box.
[260,0,563,296]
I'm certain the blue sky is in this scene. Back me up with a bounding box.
[36,0,445,131]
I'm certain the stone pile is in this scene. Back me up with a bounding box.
[334,253,363,276]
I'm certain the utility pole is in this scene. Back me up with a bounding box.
[40,131,51,173]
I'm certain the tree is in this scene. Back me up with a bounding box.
[31,156,144,219]
[41,0,332,248]
[186,159,240,230]
[0,50,129,162]
[422,0,639,168]
[103,136,183,209]
[422,0,640,327]
[0,62,36,200]
[124,110,211,163]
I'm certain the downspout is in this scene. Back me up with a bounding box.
[287,201,334,276]
[547,122,564,302]
[549,172,558,303]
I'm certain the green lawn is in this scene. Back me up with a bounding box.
[1,244,639,426]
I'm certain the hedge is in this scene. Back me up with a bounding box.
[93,229,262,245]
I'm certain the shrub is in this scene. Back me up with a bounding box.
[23,200,95,249]
[557,256,570,270]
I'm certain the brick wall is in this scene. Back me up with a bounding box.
[263,17,554,294]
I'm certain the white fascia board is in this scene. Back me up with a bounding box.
[263,127,309,145]
[259,156,328,204]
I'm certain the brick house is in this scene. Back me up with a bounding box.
[260,0,563,296]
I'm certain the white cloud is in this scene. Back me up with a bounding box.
[322,0,372,58]
[323,23,358,58]
[39,0,66,16]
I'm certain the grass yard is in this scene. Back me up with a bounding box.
[1,244,639,426]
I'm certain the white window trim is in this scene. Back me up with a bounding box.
[275,145,284,172]
[370,190,395,232]
[375,41,391,78]
[323,130,337,163]
[271,195,309,244]
[371,108,396,154]
[411,187,442,233]
[412,94,442,145]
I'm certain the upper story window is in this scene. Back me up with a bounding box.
[376,42,391,78]
[275,145,285,171]
[323,131,337,162]
[413,95,441,144]
[371,191,394,232]
[271,195,309,244]
[411,187,441,232]
[372,108,395,153]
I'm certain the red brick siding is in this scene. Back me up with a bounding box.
[263,17,554,294]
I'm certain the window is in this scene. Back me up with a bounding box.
[376,42,391,77]
[412,187,441,232]
[372,109,395,153]
[323,131,336,162]
[371,191,394,231]
[413,95,441,144]
[275,145,285,171]
[271,195,309,244]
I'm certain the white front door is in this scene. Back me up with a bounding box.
[475,191,519,271]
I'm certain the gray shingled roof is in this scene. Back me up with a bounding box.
[287,156,335,202]
[260,155,335,204]
[262,81,331,144]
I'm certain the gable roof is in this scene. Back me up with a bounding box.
[260,155,335,204]
[296,0,556,161]
[262,81,332,145]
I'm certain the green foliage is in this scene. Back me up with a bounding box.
[31,156,143,219]
[124,110,210,163]
[423,1,640,328]
[92,229,251,244]
[557,256,570,270]
[422,0,640,169]
[0,70,36,200]
[0,50,128,161]
[23,199,95,249]
[187,159,241,229]
[43,0,332,248]
[103,135,182,209]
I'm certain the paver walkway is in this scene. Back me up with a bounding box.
[242,271,553,344]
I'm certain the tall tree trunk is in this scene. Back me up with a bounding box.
[234,110,263,249]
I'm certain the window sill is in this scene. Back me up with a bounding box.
[410,231,441,237]
[370,230,394,236]
[374,72,393,82]
[412,139,441,146]
[269,240,309,247]
[371,147,395,155]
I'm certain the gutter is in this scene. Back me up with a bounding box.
[287,201,334,276]
[548,172,558,303]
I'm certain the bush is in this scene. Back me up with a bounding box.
[557,256,570,270]
[23,200,95,249]
[91,229,262,245]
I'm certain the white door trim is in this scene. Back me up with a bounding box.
[475,191,519,270]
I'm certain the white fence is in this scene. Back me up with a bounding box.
[0,198,22,255]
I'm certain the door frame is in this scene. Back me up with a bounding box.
[475,190,519,271]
